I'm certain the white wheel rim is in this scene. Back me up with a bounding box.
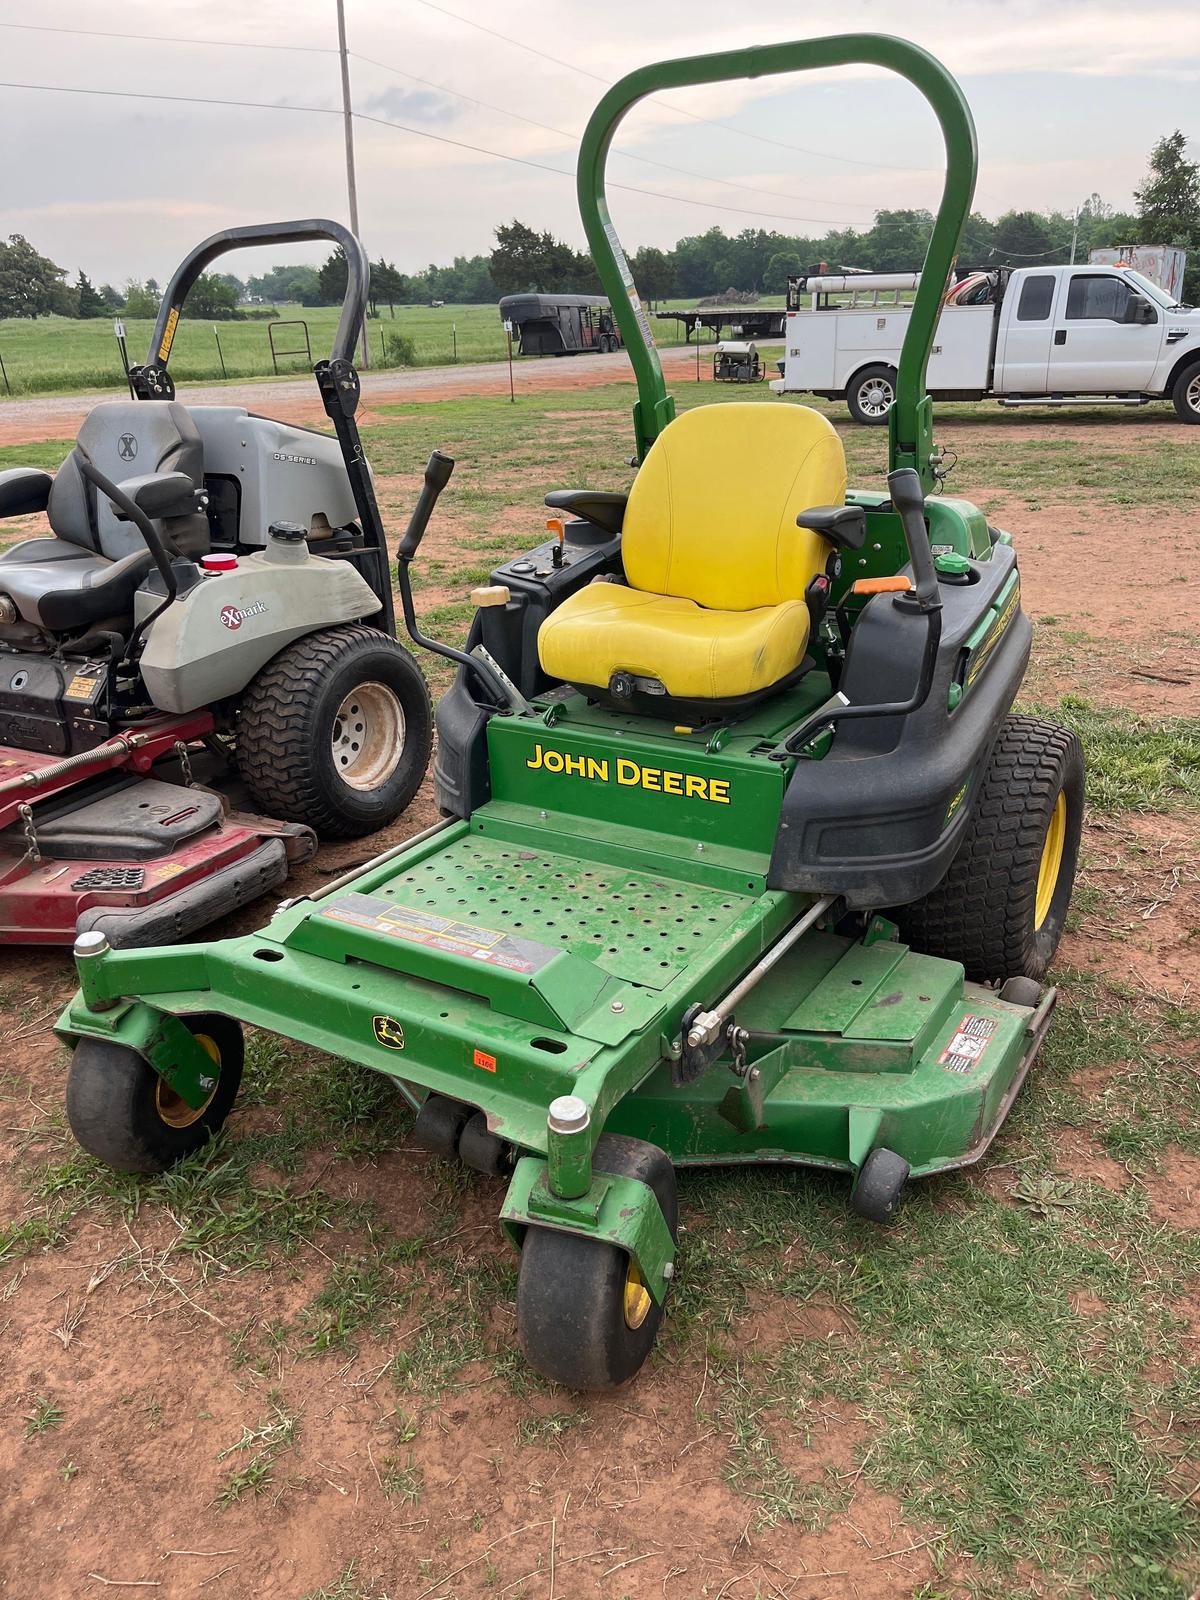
[331,681,405,791]
[1187,374,1200,414]
[859,378,894,417]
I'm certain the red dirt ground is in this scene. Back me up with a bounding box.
[1,405,1198,1598]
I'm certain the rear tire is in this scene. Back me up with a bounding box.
[846,364,896,426]
[238,625,432,840]
[894,715,1084,983]
[517,1135,677,1390]
[66,1013,243,1174]
[1171,360,1200,424]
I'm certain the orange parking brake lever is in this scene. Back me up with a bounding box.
[852,575,913,595]
[547,516,565,569]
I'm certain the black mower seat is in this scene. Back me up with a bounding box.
[0,539,154,633]
[537,404,846,702]
[0,400,208,636]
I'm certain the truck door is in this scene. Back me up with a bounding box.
[995,272,1054,392]
[1047,271,1161,391]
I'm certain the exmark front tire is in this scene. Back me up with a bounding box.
[1171,360,1200,424]
[517,1135,678,1391]
[66,1013,243,1174]
[238,625,432,840]
[894,715,1084,983]
[846,364,897,426]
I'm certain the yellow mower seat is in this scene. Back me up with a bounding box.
[537,402,847,702]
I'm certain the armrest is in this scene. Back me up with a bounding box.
[108,471,199,521]
[545,489,627,536]
[797,504,866,552]
[0,467,53,520]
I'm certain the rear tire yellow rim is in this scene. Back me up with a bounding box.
[1035,791,1067,931]
[623,1258,653,1331]
[154,1033,220,1130]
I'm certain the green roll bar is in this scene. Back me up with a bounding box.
[576,34,977,492]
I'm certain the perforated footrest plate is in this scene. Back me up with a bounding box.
[379,836,751,990]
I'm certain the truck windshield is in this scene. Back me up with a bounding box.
[1122,270,1176,309]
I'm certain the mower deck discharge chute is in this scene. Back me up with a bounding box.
[60,39,1083,1389]
[1,221,432,946]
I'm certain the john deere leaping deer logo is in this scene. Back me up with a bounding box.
[372,1015,405,1050]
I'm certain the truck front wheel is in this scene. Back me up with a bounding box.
[1171,360,1200,424]
[846,365,896,425]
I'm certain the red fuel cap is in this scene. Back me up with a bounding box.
[202,554,238,573]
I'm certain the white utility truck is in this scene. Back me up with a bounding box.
[771,263,1200,424]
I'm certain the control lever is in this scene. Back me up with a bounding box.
[399,450,455,562]
[393,450,510,707]
[885,467,941,611]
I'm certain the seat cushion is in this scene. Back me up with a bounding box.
[0,536,152,632]
[538,581,811,700]
[622,403,846,611]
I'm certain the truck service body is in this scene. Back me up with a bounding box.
[772,264,1200,423]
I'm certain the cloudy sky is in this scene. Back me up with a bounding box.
[2,0,1199,286]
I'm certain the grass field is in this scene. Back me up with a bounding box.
[0,296,751,397]
[1,383,1198,1597]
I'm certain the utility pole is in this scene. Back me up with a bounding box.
[335,0,368,367]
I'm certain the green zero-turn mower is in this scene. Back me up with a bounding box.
[58,35,1084,1390]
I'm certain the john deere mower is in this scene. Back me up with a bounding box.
[59,38,1082,1389]
[0,222,431,946]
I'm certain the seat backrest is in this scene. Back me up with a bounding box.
[622,403,847,611]
[47,401,204,561]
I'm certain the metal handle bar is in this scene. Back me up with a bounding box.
[576,34,977,488]
[144,219,370,373]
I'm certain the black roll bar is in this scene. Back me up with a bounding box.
[133,219,369,399]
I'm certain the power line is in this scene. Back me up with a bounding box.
[350,50,875,216]
[0,16,876,216]
[0,80,873,228]
[403,0,919,173]
[0,19,333,53]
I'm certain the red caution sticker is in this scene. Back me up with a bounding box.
[939,1014,997,1074]
[473,1048,497,1073]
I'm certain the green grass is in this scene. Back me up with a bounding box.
[301,1562,375,1600]
[0,296,716,397]
[23,1396,64,1438]
[1027,697,1200,813]
[214,1391,299,1508]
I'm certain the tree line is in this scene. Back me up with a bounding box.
[2,130,1195,321]
[487,134,1199,302]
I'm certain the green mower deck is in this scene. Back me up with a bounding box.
[59,694,1054,1296]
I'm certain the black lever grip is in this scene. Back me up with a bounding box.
[886,466,940,608]
[398,451,455,561]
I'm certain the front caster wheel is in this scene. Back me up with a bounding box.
[850,1146,910,1223]
[517,1135,677,1390]
[66,1013,244,1174]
